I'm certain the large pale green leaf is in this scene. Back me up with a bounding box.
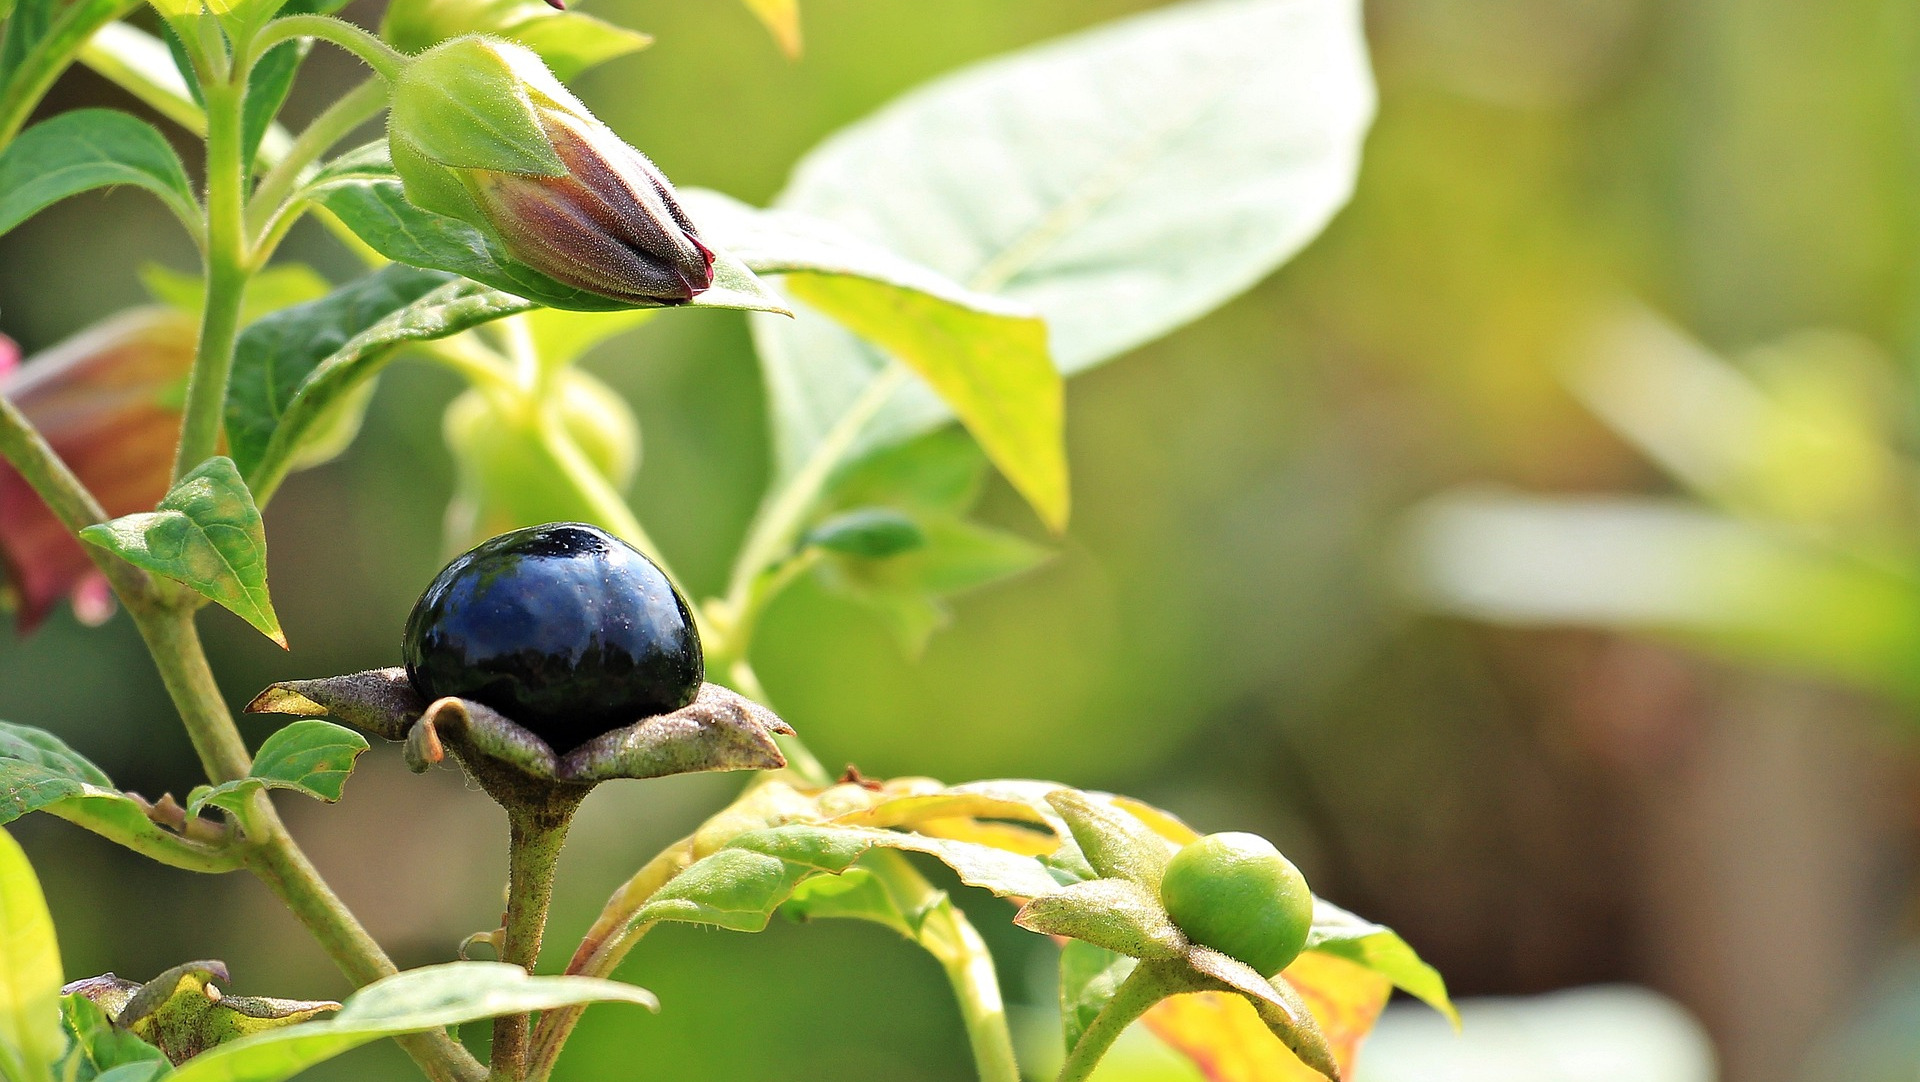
[187,721,368,817]
[233,274,540,504]
[753,0,1372,482]
[80,457,284,646]
[685,189,1066,530]
[226,264,460,480]
[637,823,1059,933]
[165,963,656,1082]
[310,154,789,315]
[0,109,197,236]
[0,827,64,1082]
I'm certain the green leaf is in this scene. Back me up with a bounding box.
[828,428,988,517]
[505,12,651,80]
[780,866,912,936]
[234,275,540,504]
[638,823,1059,933]
[0,827,64,1082]
[0,109,198,237]
[1306,900,1456,1024]
[226,264,460,480]
[685,189,1066,529]
[1059,940,1134,1054]
[804,508,924,559]
[79,457,284,646]
[242,39,308,171]
[186,721,368,817]
[0,724,241,872]
[141,261,332,324]
[754,0,1372,488]
[816,516,1052,655]
[59,994,167,1082]
[77,22,205,136]
[312,159,789,315]
[0,0,56,88]
[165,963,655,1082]
[0,721,112,820]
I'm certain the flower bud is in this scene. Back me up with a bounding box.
[0,310,198,631]
[387,37,714,305]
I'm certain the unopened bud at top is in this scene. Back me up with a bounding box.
[387,37,714,306]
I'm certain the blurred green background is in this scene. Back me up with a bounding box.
[5,1,1920,1080]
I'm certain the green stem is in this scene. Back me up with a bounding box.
[123,602,486,1081]
[171,71,251,481]
[525,837,693,1082]
[252,14,405,80]
[0,0,140,147]
[865,851,1021,1082]
[246,77,388,247]
[1,395,484,1082]
[1056,962,1172,1082]
[713,365,907,663]
[492,800,581,1081]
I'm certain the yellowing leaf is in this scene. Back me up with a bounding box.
[741,0,801,56]
[0,827,64,1082]
[1143,952,1389,1082]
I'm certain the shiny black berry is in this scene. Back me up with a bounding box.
[402,522,703,753]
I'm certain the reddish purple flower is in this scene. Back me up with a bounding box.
[0,310,199,631]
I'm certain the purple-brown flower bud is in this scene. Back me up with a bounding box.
[387,37,715,305]
[469,107,715,302]
[0,310,199,631]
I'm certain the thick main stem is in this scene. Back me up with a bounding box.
[492,800,580,1081]
[129,605,485,1082]
[172,73,251,481]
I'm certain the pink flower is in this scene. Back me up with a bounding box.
[0,309,199,631]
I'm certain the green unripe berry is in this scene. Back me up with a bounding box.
[1159,832,1313,976]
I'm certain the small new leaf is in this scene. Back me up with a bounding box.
[186,721,369,817]
[80,457,284,646]
[804,507,925,558]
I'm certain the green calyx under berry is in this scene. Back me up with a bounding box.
[1158,832,1314,977]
